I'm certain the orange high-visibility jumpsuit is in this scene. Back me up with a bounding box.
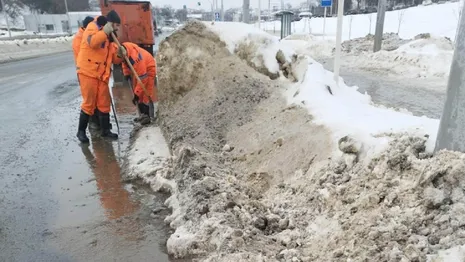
[121,42,158,104]
[72,27,84,64]
[76,21,122,115]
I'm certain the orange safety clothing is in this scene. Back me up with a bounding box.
[121,42,158,104]
[78,74,111,115]
[72,27,84,64]
[76,19,122,115]
[76,20,121,83]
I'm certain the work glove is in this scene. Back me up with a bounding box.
[103,22,114,35]
[132,94,139,105]
[117,46,127,58]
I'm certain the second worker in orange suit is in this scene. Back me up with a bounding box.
[119,42,158,119]
[72,16,102,130]
[76,10,126,143]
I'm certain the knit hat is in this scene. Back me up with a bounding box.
[106,10,121,24]
[82,16,94,28]
[96,16,107,27]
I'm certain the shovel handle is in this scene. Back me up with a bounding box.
[111,32,151,99]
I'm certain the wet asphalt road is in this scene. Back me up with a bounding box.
[0,52,175,262]
[319,58,448,119]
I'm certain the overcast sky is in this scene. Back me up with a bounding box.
[150,0,312,10]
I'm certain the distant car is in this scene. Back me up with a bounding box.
[344,9,359,15]
[292,15,302,22]
[367,7,377,13]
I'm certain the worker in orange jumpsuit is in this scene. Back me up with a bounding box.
[72,16,102,130]
[76,10,126,143]
[119,42,158,119]
[72,16,94,62]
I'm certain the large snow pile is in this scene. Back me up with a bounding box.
[126,21,465,262]
[0,36,72,63]
[261,1,461,41]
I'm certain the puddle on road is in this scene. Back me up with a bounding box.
[49,82,182,262]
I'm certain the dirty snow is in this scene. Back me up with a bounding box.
[123,20,465,262]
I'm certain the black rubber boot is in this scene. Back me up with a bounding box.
[136,103,151,125]
[100,112,118,140]
[76,110,90,143]
[89,109,101,130]
[138,103,150,116]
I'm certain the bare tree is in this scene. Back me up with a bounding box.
[367,13,373,35]
[1,0,25,22]
[397,9,406,34]
[348,15,354,39]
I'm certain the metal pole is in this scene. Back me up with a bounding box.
[333,0,344,83]
[258,0,261,29]
[323,7,326,39]
[243,0,250,23]
[1,0,12,38]
[221,0,224,21]
[435,3,465,153]
[64,0,71,34]
[373,0,386,52]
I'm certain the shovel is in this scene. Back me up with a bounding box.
[127,77,141,116]
[111,32,155,119]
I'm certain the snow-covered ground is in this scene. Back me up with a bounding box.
[0,36,72,63]
[260,2,461,41]
[256,2,461,80]
[125,20,465,262]
[0,29,68,39]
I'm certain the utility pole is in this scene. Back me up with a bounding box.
[1,0,12,38]
[64,0,72,34]
[243,0,250,23]
[333,0,344,83]
[221,0,224,21]
[373,0,386,52]
[258,0,261,28]
[435,3,465,153]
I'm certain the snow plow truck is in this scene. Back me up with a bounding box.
[100,0,155,82]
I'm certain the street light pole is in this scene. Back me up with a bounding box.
[435,3,465,153]
[333,0,344,83]
[373,0,386,52]
[221,0,224,21]
[64,0,72,34]
[1,0,12,38]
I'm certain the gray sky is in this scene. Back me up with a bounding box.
[150,0,311,10]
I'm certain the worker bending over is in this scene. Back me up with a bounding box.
[120,42,158,120]
[72,16,102,130]
[76,10,126,143]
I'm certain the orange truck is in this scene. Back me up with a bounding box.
[100,0,155,81]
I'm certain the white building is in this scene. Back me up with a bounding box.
[23,12,101,34]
